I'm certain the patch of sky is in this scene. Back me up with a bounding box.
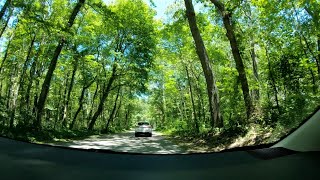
[102,0,186,21]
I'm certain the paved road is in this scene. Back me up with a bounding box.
[51,130,186,154]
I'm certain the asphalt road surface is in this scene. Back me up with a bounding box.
[51,130,187,154]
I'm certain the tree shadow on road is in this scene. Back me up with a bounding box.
[50,131,187,154]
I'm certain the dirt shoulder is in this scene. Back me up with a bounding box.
[167,125,278,153]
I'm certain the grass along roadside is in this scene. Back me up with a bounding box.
[0,125,126,144]
[164,124,290,153]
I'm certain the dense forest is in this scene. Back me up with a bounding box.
[0,0,319,146]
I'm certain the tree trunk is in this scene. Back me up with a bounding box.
[304,6,320,76]
[53,87,63,129]
[266,48,280,113]
[114,91,122,122]
[0,38,12,75]
[25,42,42,109]
[32,79,39,115]
[18,34,36,101]
[88,82,99,123]
[210,0,252,119]
[35,39,64,129]
[299,35,318,93]
[125,107,130,129]
[59,72,70,123]
[62,55,79,127]
[104,87,121,132]
[317,35,320,75]
[88,66,117,131]
[161,77,166,126]
[195,81,205,125]
[184,0,222,128]
[34,0,85,129]
[251,41,260,100]
[6,70,13,110]
[6,35,33,126]
[190,66,205,124]
[10,34,36,125]
[0,8,11,38]
[69,93,83,130]
[69,80,94,130]
[114,97,122,128]
[309,68,317,93]
[7,66,16,128]
[185,66,199,133]
[178,85,187,123]
[0,0,11,20]
[301,34,320,76]
[200,90,206,124]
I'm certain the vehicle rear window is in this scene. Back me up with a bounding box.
[138,122,150,126]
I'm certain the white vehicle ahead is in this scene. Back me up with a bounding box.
[135,122,152,137]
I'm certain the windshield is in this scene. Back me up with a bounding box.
[0,0,319,154]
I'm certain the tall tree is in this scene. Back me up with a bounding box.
[304,2,320,75]
[70,79,95,130]
[0,0,11,20]
[61,50,80,127]
[184,0,223,128]
[210,0,253,118]
[104,86,121,132]
[88,65,117,131]
[185,65,199,133]
[0,7,11,38]
[34,0,85,129]
[9,33,36,127]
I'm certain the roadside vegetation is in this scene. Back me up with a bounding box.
[0,0,319,151]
